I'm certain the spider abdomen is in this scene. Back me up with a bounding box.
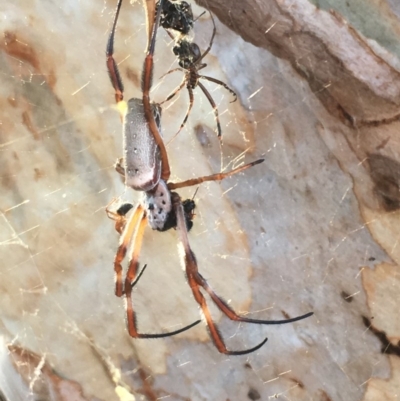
[123,98,163,192]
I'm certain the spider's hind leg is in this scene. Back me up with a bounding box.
[173,192,313,354]
[173,193,268,355]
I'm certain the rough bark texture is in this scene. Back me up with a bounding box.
[0,0,399,400]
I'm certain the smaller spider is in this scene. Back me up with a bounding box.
[160,12,237,139]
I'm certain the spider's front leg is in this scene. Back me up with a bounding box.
[142,0,171,181]
[106,0,124,106]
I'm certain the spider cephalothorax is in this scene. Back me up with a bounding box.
[173,39,201,69]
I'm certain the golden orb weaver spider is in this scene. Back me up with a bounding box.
[105,0,313,355]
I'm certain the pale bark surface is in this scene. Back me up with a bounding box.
[0,0,399,400]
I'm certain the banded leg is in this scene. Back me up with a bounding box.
[197,274,313,325]
[160,72,194,138]
[113,205,145,297]
[168,159,264,190]
[142,0,171,181]
[174,194,313,354]
[200,75,237,103]
[175,85,194,136]
[159,76,186,105]
[160,68,184,81]
[173,194,267,355]
[106,0,124,105]
[198,81,222,138]
[116,205,200,338]
[196,11,216,64]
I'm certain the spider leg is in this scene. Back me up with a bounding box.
[193,10,206,23]
[173,85,194,136]
[173,194,268,355]
[197,81,222,138]
[142,0,171,181]
[114,204,145,297]
[129,263,148,289]
[124,208,201,338]
[159,77,186,105]
[198,275,313,325]
[199,75,237,103]
[159,67,184,80]
[174,194,313,353]
[168,159,264,190]
[196,12,216,63]
[106,0,124,105]
[143,0,156,47]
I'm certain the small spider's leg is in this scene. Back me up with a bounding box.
[159,67,184,80]
[106,0,125,106]
[159,77,186,105]
[197,81,222,138]
[142,0,171,181]
[193,10,206,23]
[113,205,145,297]
[168,159,264,190]
[173,194,268,355]
[124,211,201,338]
[177,85,195,134]
[196,12,216,63]
[162,82,192,146]
[164,29,176,40]
[199,75,237,103]
[162,83,194,142]
[194,63,207,73]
